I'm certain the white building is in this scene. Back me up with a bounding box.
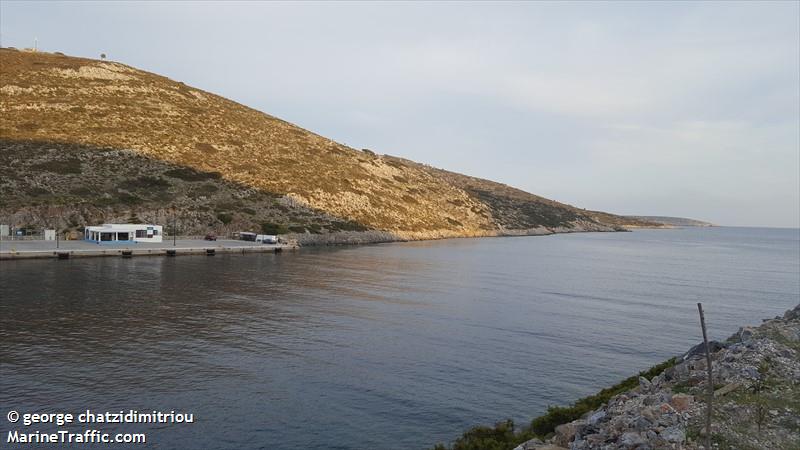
[84,224,163,243]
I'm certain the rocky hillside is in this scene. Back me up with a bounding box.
[530,305,800,450]
[627,216,715,228]
[0,49,655,242]
[438,304,800,450]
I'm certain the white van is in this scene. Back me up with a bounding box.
[255,234,278,244]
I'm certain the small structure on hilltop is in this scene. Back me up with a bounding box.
[84,224,163,243]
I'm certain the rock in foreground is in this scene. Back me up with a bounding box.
[519,304,800,450]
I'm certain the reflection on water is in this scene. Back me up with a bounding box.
[1,227,798,449]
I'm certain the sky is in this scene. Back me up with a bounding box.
[2,1,799,227]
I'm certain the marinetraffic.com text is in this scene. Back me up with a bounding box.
[6,409,194,445]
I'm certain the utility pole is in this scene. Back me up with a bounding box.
[697,303,713,450]
[172,209,177,247]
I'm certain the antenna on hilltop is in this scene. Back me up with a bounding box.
[34,37,38,52]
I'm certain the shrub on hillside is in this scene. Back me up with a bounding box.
[216,212,233,225]
[32,158,82,175]
[432,358,677,450]
[261,222,289,235]
[433,420,523,450]
[164,167,221,182]
[120,176,170,190]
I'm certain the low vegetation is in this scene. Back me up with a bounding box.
[0,139,369,236]
[433,358,677,450]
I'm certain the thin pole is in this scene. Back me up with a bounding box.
[697,303,713,450]
[173,210,176,247]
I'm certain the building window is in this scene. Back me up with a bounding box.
[152,230,159,236]
[100,232,114,241]
[136,230,147,238]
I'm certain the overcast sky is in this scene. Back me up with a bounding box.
[2,1,799,227]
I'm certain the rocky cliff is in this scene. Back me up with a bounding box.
[0,48,656,242]
[436,305,799,450]
[517,305,800,450]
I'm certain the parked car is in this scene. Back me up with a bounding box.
[204,234,217,241]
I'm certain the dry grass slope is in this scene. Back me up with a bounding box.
[0,49,656,239]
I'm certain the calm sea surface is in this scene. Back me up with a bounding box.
[1,227,798,449]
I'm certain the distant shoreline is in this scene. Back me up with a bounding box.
[626,216,715,227]
[0,226,665,259]
[2,225,728,260]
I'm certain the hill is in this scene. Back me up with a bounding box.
[0,49,657,243]
[627,216,715,227]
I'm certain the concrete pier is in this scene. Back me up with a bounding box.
[0,239,292,260]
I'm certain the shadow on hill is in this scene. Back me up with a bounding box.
[0,138,376,238]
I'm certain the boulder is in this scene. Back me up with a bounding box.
[784,305,800,320]
[672,362,689,379]
[659,403,676,414]
[659,425,686,444]
[741,365,760,379]
[632,415,652,431]
[587,409,607,426]
[553,420,585,448]
[688,357,707,371]
[683,340,726,360]
[670,394,694,412]
[738,326,757,342]
[639,376,652,392]
[619,431,646,447]
[610,415,629,433]
[714,382,741,397]
[643,394,658,406]
[650,373,664,388]
[584,433,606,446]
[658,412,680,427]
[641,407,657,422]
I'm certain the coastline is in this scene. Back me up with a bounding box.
[0,223,682,260]
[284,221,648,247]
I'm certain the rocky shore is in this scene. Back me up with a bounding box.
[516,304,800,450]
[284,220,626,246]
